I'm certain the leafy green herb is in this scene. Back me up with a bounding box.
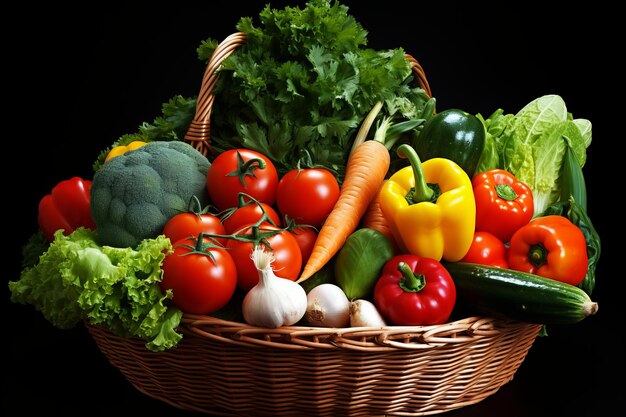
[203,0,431,179]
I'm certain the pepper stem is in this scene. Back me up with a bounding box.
[397,144,434,203]
[528,243,548,268]
[397,262,426,293]
[495,184,518,201]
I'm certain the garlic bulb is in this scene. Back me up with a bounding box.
[242,246,307,328]
[305,284,350,328]
[349,299,386,327]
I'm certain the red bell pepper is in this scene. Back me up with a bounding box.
[373,254,456,325]
[38,177,96,241]
[473,169,534,243]
[508,215,588,286]
[461,231,508,268]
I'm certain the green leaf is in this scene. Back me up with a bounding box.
[514,94,568,145]
[205,0,430,180]
[573,118,592,148]
[8,228,182,351]
[562,120,587,167]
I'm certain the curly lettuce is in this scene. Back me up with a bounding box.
[9,228,181,351]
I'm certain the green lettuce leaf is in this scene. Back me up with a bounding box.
[573,118,592,148]
[9,228,181,351]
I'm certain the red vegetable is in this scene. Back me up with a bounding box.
[226,224,302,292]
[163,197,226,245]
[206,149,278,211]
[473,169,533,243]
[222,194,281,234]
[460,231,509,268]
[373,254,456,325]
[289,226,317,266]
[38,177,96,241]
[508,215,588,286]
[276,168,340,229]
[161,235,237,314]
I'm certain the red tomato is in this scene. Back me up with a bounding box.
[163,213,226,246]
[161,236,237,314]
[289,227,317,265]
[226,225,302,292]
[207,149,279,211]
[222,201,281,234]
[460,232,509,268]
[276,168,340,228]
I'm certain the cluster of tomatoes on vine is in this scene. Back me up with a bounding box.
[159,149,340,315]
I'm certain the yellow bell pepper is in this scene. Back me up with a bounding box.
[379,144,475,262]
[104,140,147,163]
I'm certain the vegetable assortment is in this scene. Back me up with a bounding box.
[9,0,601,352]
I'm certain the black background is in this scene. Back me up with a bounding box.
[3,1,622,416]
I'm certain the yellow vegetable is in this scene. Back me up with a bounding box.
[379,144,475,262]
[104,141,147,163]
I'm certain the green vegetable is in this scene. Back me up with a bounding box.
[9,228,182,351]
[560,146,587,212]
[413,109,486,177]
[90,141,210,248]
[445,262,598,325]
[474,112,507,173]
[93,96,197,172]
[199,0,431,179]
[481,95,592,214]
[21,230,49,269]
[334,228,394,299]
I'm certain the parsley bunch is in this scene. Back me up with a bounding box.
[199,0,431,179]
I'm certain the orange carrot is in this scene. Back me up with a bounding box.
[298,102,389,283]
[361,180,397,245]
[298,140,390,282]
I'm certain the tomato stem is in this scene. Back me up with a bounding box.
[397,262,426,292]
[226,151,267,186]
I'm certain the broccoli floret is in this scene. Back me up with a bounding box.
[90,141,210,247]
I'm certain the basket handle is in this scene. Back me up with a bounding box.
[184,31,433,156]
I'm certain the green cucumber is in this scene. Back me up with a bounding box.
[560,146,587,212]
[445,262,598,325]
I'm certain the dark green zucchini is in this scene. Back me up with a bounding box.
[445,262,598,325]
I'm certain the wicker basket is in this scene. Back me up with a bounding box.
[87,32,542,416]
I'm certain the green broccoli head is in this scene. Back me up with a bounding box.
[91,141,210,247]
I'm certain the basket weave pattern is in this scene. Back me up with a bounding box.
[87,317,540,416]
[88,33,542,416]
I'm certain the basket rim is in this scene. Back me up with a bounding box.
[176,313,541,351]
